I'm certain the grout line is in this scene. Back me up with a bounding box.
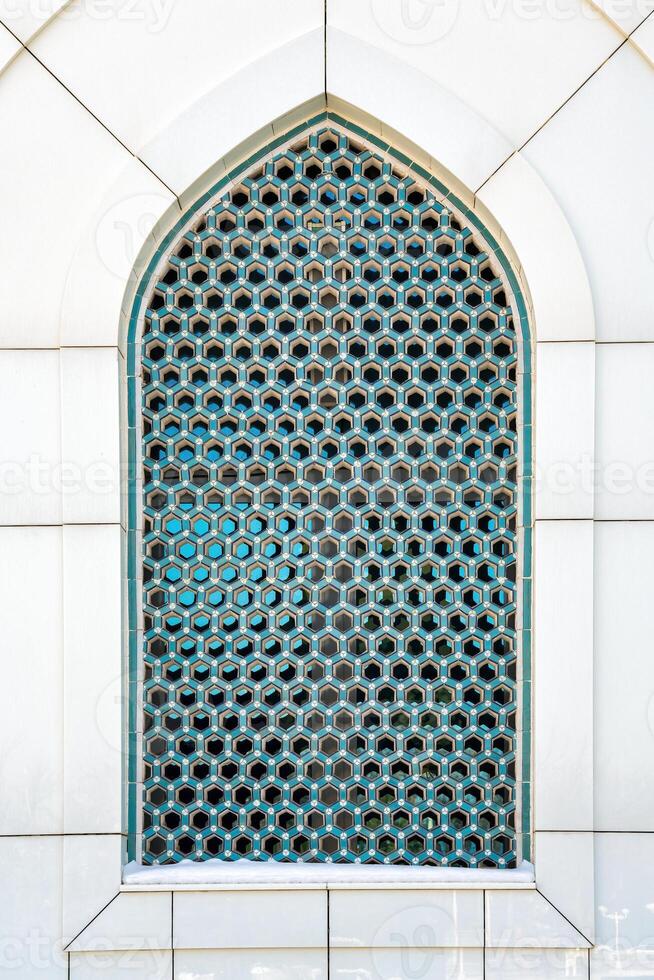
[583,0,631,37]
[22,43,181,205]
[0,832,128,838]
[23,48,126,157]
[536,520,654,526]
[137,155,182,212]
[482,889,486,978]
[59,507,65,889]
[63,344,125,351]
[324,0,327,96]
[57,162,84,851]
[475,9,654,195]
[581,0,654,54]
[7,520,654,534]
[532,519,596,524]
[171,891,174,977]
[6,339,654,351]
[536,339,654,345]
[0,0,75,47]
[474,151,517,197]
[64,892,120,951]
[0,523,124,530]
[0,19,181,207]
[595,339,654,345]
[0,345,122,352]
[327,888,331,980]
[534,338,595,345]
[536,887,594,948]
[0,18,27,44]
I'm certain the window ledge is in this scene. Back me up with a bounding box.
[122,859,535,891]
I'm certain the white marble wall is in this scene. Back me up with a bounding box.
[1,1,653,976]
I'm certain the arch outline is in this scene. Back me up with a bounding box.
[124,109,534,866]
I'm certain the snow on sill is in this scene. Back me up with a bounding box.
[123,858,535,889]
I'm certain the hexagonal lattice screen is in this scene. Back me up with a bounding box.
[139,124,522,867]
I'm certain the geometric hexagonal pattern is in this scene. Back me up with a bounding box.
[140,126,518,866]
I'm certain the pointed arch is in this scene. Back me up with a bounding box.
[125,112,532,867]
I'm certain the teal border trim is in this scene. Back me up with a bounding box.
[125,110,533,865]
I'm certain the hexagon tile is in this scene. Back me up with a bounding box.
[139,125,520,867]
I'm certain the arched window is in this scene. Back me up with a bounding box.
[129,118,531,868]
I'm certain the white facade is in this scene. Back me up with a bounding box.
[0,1,653,976]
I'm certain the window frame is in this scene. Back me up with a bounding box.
[125,111,534,870]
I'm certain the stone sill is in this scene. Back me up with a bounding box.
[122,859,536,891]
